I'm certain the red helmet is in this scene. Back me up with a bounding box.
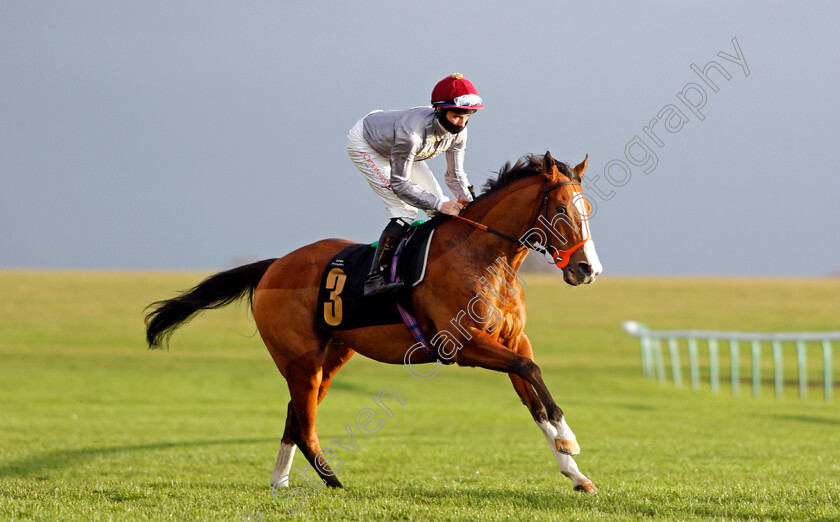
[431,73,484,110]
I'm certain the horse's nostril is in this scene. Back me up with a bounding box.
[578,262,593,277]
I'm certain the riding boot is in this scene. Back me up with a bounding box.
[363,219,409,296]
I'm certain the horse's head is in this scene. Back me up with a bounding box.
[534,152,603,285]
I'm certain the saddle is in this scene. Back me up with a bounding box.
[315,220,438,331]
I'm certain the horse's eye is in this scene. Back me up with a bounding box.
[555,205,567,215]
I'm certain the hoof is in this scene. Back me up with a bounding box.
[325,477,344,489]
[269,477,290,488]
[555,438,581,455]
[574,481,598,493]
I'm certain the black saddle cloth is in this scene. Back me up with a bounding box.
[315,220,439,331]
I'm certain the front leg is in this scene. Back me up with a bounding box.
[453,328,596,492]
[454,328,575,448]
[506,334,597,492]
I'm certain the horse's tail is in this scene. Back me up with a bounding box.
[145,258,277,349]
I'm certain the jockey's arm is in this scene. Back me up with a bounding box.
[444,130,473,202]
[389,134,445,212]
[389,153,463,216]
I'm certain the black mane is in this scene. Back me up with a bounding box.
[479,154,578,200]
[428,154,578,226]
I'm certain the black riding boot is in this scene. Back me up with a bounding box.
[363,219,409,296]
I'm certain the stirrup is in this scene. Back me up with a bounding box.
[364,273,403,296]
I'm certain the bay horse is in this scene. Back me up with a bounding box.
[145,152,603,494]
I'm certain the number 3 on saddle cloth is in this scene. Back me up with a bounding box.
[315,220,451,364]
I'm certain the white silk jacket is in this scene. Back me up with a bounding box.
[362,107,473,211]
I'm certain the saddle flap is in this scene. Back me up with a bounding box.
[315,220,438,331]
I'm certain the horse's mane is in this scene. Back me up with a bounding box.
[478,153,578,201]
[427,153,577,226]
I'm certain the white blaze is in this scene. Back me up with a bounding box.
[572,192,603,278]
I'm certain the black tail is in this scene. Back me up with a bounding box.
[144,258,277,349]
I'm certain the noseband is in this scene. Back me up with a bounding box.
[452,179,591,269]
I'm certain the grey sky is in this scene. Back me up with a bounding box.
[1,1,838,275]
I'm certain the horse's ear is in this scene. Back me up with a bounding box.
[542,151,556,178]
[573,154,589,178]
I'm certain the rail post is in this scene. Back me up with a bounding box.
[751,340,761,398]
[668,337,682,388]
[796,340,807,400]
[730,339,739,396]
[709,338,720,393]
[688,337,700,391]
[824,340,833,401]
[772,340,783,399]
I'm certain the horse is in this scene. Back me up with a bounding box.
[145,151,603,494]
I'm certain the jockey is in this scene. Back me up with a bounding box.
[347,73,485,296]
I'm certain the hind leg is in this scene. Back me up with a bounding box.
[285,363,344,488]
[271,342,355,488]
[317,341,355,404]
[270,401,298,487]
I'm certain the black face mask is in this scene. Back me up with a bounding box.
[436,109,467,134]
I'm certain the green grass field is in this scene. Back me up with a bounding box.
[2,271,839,521]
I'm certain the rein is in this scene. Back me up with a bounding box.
[452,180,590,269]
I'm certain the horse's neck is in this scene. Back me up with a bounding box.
[457,177,543,273]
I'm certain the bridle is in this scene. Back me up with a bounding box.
[452,179,590,269]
